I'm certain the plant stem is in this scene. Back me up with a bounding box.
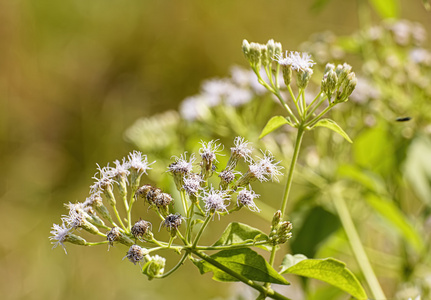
[332,189,386,300]
[280,126,305,217]
[156,252,188,278]
[192,214,212,248]
[192,250,291,300]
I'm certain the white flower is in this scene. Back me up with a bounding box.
[231,137,253,161]
[168,152,196,175]
[49,223,71,254]
[256,151,284,182]
[90,164,116,193]
[202,187,230,214]
[237,188,260,212]
[273,51,292,66]
[199,140,223,163]
[288,51,316,72]
[183,174,203,195]
[128,151,154,174]
[111,158,130,178]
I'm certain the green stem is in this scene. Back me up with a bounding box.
[332,189,386,300]
[192,240,269,251]
[86,241,109,246]
[280,126,305,217]
[180,190,188,216]
[192,214,212,249]
[156,252,188,278]
[112,205,127,232]
[192,250,291,300]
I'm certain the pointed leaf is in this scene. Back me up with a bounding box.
[192,248,289,285]
[213,222,270,251]
[312,118,352,143]
[280,254,308,273]
[281,258,367,299]
[259,116,290,139]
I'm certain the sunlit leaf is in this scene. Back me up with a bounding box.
[213,222,270,251]
[281,257,367,299]
[259,116,291,139]
[369,0,400,18]
[280,254,308,273]
[192,248,290,285]
[311,118,352,143]
[366,194,424,252]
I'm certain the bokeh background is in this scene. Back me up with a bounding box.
[1,0,430,299]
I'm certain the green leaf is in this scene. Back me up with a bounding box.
[366,194,424,252]
[213,222,270,251]
[369,0,399,18]
[280,254,308,273]
[290,206,340,258]
[281,258,367,299]
[192,248,290,285]
[259,116,290,139]
[338,164,386,194]
[312,118,352,143]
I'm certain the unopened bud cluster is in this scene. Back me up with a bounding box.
[322,63,357,103]
[269,210,293,244]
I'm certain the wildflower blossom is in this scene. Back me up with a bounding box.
[288,51,316,72]
[202,187,230,214]
[128,151,154,174]
[199,140,222,164]
[111,158,130,178]
[258,151,284,182]
[227,137,253,170]
[237,188,260,212]
[49,223,72,253]
[168,153,196,190]
[183,174,203,196]
[90,164,116,194]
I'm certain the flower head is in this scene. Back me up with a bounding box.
[202,187,230,214]
[237,188,260,212]
[168,153,195,176]
[288,51,316,72]
[183,174,203,196]
[49,223,72,254]
[128,151,154,174]
[90,164,116,194]
[199,140,223,163]
[125,245,148,265]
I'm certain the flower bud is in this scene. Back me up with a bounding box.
[272,210,282,227]
[296,68,313,89]
[142,255,166,280]
[335,63,352,87]
[282,65,292,86]
[65,233,88,246]
[249,42,263,68]
[242,39,250,60]
[321,68,338,98]
[260,45,269,66]
[266,39,276,61]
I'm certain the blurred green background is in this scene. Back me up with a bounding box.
[1,0,430,299]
